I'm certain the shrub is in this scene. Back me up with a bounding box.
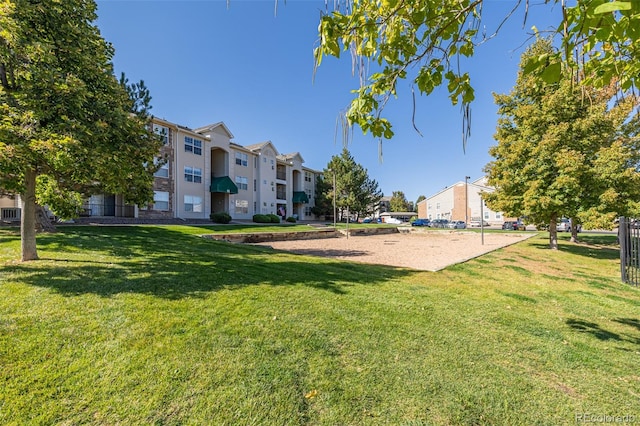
[253,214,271,223]
[285,216,296,223]
[210,212,232,224]
[268,214,281,223]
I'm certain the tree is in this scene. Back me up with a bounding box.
[314,0,640,142]
[323,148,383,220]
[311,175,333,219]
[389,191,410,212]
[484,38,640,249]
[415,195,426,208]
[0,0,162,261]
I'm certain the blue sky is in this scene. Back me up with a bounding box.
[95,0,563,203]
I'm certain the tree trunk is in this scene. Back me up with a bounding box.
[570,217,579,243]
[20,167,39,261]
[549,214,559,250]
[36,204,57,233]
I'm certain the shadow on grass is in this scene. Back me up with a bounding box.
[566,318,622,341]
[3,226,417,299]
[530,234,619,260]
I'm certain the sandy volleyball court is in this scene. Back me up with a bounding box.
[251,230,535,271]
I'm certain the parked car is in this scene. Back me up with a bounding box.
[469,219,489,227]
[557,218,582,232]
[411,218,431,227]
[430,219,449,228]
[362,217,375,223]
[502,220,526,231]
[384,217,403,225]
[448,220,467,229]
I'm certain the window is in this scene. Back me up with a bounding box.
[235,176,248,190]
[495,212,502,219]
[254,179,257,191]
[436,203,440,210]
[235,199,249,214]
[153,191,169,211]
[235,152,248,166]
[184,136,202,155]
[305,172,312,182]
[154,158,169,178]
[184,166,202,183]
[484,211,490,220]
[184,195,202,213]
[153,124,169,145]
[305,207,312,217]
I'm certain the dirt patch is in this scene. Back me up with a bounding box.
[251,230,536,271]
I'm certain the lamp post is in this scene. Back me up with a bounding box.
[465,176,470,224]
[333,173,337,229]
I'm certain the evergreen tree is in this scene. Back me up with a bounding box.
[323,148,383,220]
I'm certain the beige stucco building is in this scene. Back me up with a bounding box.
[2,117,322,223]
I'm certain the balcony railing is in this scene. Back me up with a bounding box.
[1,207,21,222]
[80,203,136,217]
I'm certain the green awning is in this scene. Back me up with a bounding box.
[292,191,309,204]
[210,176,238,194]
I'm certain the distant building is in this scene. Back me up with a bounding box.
[417,176,505,225]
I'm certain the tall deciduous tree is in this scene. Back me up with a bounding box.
[389,191,410,212]
[484,38,640,249]
[0,0,162,261]
[314,0,640,142]
[323,148,383,220]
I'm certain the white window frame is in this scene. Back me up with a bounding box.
[154,158,169,178]
[184,195,202,213]
[153,191,169,211]
[153,124,169,145]
[235,199,249,214]
[235,176,248,190]
[184,166,202,183]
[184,136,202,155]
[235,152,248,166]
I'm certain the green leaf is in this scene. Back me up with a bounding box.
[540,62,562,84]
[594,1,632,14]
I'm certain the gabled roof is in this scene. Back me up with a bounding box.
[278,152,305,164]
[245,141,279,156]
[425,177,494,201]
[193,122,234,139]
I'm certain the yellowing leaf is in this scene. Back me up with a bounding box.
[304,389,318,399]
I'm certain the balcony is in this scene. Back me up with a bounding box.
[1,207,21,222]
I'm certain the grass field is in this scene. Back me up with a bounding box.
[0,225,638,425]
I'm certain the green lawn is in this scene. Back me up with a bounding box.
[0,226,638,425]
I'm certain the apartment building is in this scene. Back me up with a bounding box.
[417,176,504,225]
[81,118,320,222]
[0,195,21,223]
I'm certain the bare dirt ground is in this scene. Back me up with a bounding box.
[251,229,536,271]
